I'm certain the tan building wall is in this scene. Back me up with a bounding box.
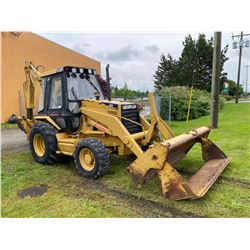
[0,32,101,122]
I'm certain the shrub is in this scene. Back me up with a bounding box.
[158,86,225,121]
[223,95,234,101]
[226,80,244,96]
[219,95,226,109]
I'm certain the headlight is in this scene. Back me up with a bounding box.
[122,104,137,110]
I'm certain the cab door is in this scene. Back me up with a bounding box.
[44,73,67,129]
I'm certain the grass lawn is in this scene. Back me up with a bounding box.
[1,123,18,129]
[1,103,250,217]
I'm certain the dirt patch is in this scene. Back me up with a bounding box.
[219,176,250,188]
[60,178,202,218]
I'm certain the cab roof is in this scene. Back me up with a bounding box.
[40,66,97,78]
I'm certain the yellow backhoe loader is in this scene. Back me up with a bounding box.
[14,62,231,200]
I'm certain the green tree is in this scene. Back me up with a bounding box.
[226,80,244,96]
[111,85,148,99]
[154,33,229,92]
[124,82,128,90]
[153,54,179,89]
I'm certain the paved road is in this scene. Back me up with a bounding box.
[1,128,29,153]
[239,100,250,103]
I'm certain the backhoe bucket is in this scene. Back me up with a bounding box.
[128,126,231,200]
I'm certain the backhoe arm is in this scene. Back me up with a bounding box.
[13,62,42,137]
[23,61,42,118]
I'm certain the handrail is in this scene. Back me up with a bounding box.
[118,115,146,138]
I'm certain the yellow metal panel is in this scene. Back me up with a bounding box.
[82,106,144,157]
[35,116,61,130]
[40,68,58,77]
[57,142,75,156]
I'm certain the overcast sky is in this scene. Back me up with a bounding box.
[39,32,250,92]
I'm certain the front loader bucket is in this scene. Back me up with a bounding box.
[127,126,231,200]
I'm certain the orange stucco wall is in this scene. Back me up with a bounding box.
[0,32,101,122]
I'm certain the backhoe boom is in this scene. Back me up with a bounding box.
[23,61,42,118]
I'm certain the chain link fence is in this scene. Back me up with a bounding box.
[140,94,173,123]
[154,95,172,123]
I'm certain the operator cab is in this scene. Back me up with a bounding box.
[37,66,106,133]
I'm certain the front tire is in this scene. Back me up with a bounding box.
[73,138,109,179]
[29,122,59,164]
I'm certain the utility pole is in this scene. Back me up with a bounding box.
[235,32,244,103]
[232,32,250,102]
[244,65,249,94]
[210,32,222,129]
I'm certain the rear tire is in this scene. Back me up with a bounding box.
[73,138,109,179]
[29,122,59,164]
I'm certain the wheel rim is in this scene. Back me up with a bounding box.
[79,148,96,171]
[33,134,45,157]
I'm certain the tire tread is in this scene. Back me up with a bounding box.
[29,122,59,164]
[73,138,109,179]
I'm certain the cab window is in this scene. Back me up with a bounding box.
[38,78,46,112]
[49,77,63,109]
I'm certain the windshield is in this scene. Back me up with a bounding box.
[67,73,104,100]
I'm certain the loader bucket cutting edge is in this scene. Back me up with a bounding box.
[128,126,231,200]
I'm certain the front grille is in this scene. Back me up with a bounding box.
[121,109,141,134]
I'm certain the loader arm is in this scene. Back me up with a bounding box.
[145,93,174,142]
[81,106,144,157]
[81,93,175,157]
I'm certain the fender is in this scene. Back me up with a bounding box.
[34,116,61,130]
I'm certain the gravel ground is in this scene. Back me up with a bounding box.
[1,128,29,153]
